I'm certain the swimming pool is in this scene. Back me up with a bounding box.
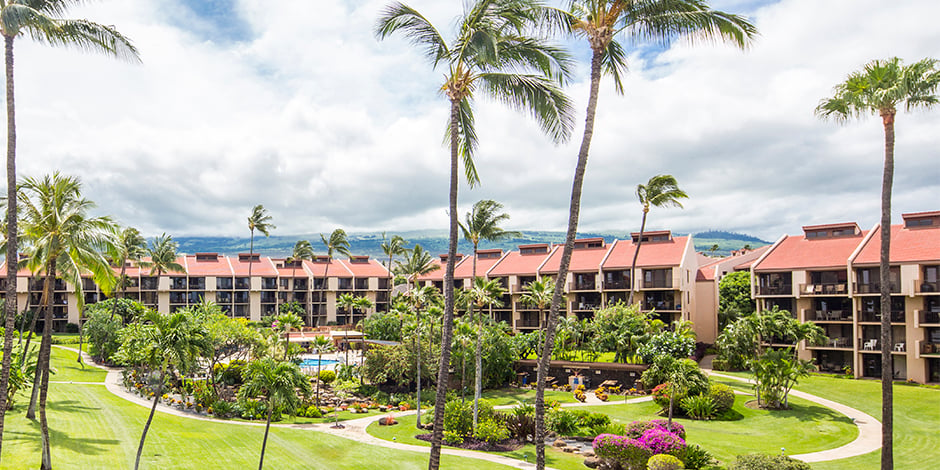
[300,358,339,368]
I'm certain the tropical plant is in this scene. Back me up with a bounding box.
[750,348,814,409]
[286,240,314,324]
[459,199,520,428]
[310,335,333,406]
[465,276,506,426]
[716,307,827,371]
[393,244,438,290]
[816,56,940,469]
[718,271,754,329]
[318,228,350,325]
[535,2,755,467]
[376,1,576,464]
[628,175,688,304]
[271,312,302,361]
[0,4,138,460]
[110,226,147,319]
[246,204,275,279]
[641,356,709,424]
[380,232,408,308]
[519,278,555,337]
[239,358,311,470]
[140,233,186,276]
[17,173,119,470]
[125,309,210,470]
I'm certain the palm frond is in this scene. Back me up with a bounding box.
[375,2,449,67]
[478,72,574,144]
[54,19,140,62]
[601,39,628,94]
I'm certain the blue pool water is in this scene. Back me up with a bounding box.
[300,358,339,368]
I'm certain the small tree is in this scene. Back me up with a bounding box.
[751,348,814,409]
[310,336,334,406]
[718,271,754,330]
[239,358,311,470]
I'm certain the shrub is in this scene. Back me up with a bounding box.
[647,454,685,470]
[729,454,812,470]
[624,420,686,440]
[443,399,473,438]
[593,434,652,470]
[318,369,336,384]
[651,383,672,410]
[708,384,735,413]
[236,398,266,420]
[589,423,625,438]
[547,408,580,436]
[638,330,695,363]
[638,428,685,456]
[680,394,716,420]
[473,418,510,444]
[575,411,610,428]
[678,444,713,470]
[304,405,323,418]
[65,323,80,333]
[710,359,729,371]
[504,412,535,441]
[210,400,235,419]
[218,360,247,386]
[443,430,464,446]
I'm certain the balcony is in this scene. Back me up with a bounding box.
[338,279,353,290]
[642,301,678,312]
[293,279,308,290]
[917,281,940,294]
[915,309,940,327]
[799,283,847,296]
[642,279,673,289]
[188,278,206,290]
[262,278,277,290]
[570,301,598,311]
[170,277,186,290]
[859,311,906,323]
[757,284,792,296]
[235,278,250,290]
[810,310,851,322]
[515,318,540,329]
[808,337,852,349]
[140,277,158,290]
[355,279,369,290]
[572,280,596,291]
[603,280,630,290]
[855,282,900,295]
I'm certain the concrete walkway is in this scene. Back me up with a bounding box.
[56,346,880,466]
[707,371,882,462]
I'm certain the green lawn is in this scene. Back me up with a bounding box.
[49,347,107,383]
[366,414,587,470]
[0,349,514,469]
[481,387,580,405]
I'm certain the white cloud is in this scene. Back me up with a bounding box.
[4,0,939,244]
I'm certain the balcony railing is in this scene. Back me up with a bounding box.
[642,279,673,289]
[572,281,596,291]
[643,301,677,311]
[757,285,792,296]
[855,282,900,294]
[859,311,905,323]
[570,301,598,311]
[515,318,540,328]
[603,280,630,290]
[915,309,940,327]
[810,310,850,322]
[799,283,847,296]
[917,281,940,294]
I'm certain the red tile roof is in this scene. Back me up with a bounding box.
[601,236,690,269]
[695,258,725,282]
[489,246,557,276]
[853,223,940,264]
[338,257,390,277]
[755,231,868,271]
[540,242,612,274]
[229,256,278,276]
[416,258,449,282]
[302,258,353,277]
[452,252,505,279]
[182,253,234,276]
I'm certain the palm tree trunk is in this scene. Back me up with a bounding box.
[315,351,322,406]
[135,373,165,470]
[535,48,603,470]
[20,303,40,369]
[627,210,648,305]
[38,260,58,469]
[248,230,255,280]
[322,259,331,327]
[28,264,54,419]
[415,306,422,429]
[879,111,895,470]
[427,97,462,469]
[258,404,273,470]
[0,32,18,455]
[471,243,482,429]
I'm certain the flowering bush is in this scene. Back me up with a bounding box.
[647,453,685,470]
[624,420,686,440]
[593,434,652,470]
[638,428,685,456]
[651,383,672,409]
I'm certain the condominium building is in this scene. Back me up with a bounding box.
[751,210,940,383]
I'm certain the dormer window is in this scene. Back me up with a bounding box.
[350,256,369,264]
[196,253,219,261]
[477,250,502,259]
[238,254,260,262]
[574,238,605,249]
[630,231,671,243]
[519,244,549,255]
[802,223,859,239]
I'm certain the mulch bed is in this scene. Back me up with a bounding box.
[415,434,526,452]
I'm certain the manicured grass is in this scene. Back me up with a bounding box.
[481,387,579,405]
[581,393,857,464]
[0,349,514,469]
[49,346,107,383]
[366,413,586,470]
[523,351,619,363]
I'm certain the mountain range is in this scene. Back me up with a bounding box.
[174,230,769,261]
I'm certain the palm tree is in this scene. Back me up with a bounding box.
[319,229,350,326]
[534,3,755,467]
[376,3,574,462]
[272,312,303,361]
[240,357,311,470]
[393,244,439,291]
[0,2,138,454]
[140,233,186,276]
[380,232,408,310]
[310,335,334,406]
[627,175,688,304]
[464,276,505,428]
[133,309,209,470]
[520,278,555,357]
[110,227,147,320]
[286,240,315,324]
[247,204,275,279]
[459,199,520,428]
[17,173,118,469]
[404,284,440,428]
[816,56,940,470]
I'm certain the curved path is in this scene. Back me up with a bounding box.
[707,371,881,462]
[57,346,880,466]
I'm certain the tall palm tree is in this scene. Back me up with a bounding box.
[17,173,118,469]
[403,284,440,429]
[816,56,940,470]
[140,233,186,276]
[376,3,574,463]
[0,2,138,455]
[393,244,439,291]
[286,239,315,325]
[240,357,311,470]
[133,309,210,470]
[520,277,555,350]
[247,204,275,279]
[534,3,755,467]
[272,312,303,361]
[380,232,408,311]
[459,199,520,428]
[319,229,350,326]
[627,174,688,304]
[310,335,334,406]
[110,226,147,320]
[464,276,505,428]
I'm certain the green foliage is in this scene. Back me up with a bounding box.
[318,369,336,384]
[86,298,148,324]
[590,302,657,363]
[638,330,695,363]
[503,411,536,440]
[210,400,235,419]
[83,309,125,362]
[590,422,625,437]
[718,271,754,330]
[472,418,509,444]
[708,384,735,413]
[443,430,465,446]
[729,454,811,470]
[215,360,247,386]
[647,453,685,470]
[303,405,322,418]
[443,399,474,438]
[361,339,440,387]
[679,394,716,420]
[359,312,402,342]
[717,307,827,371]
[751,348,815,409]
[509,330,541,360]
[641,356,709,397]
[677,444,713,470]
[546,408,579,436]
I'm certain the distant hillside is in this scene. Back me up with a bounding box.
[174,230,770,261]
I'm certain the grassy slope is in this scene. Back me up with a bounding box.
[0,349,511,469]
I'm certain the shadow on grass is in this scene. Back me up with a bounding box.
[745,400,854,425]
[7,420,120,456]
[47,398,102,414]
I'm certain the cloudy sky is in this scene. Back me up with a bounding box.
[9,0,940,241]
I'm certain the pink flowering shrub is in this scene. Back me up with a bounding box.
[624,419,686,440]
[638,428,686,456]
[592,434,651,470]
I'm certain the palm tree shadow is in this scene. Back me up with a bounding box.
[759,402,854,425]
[48,398,101,413]
[8,420,120,456]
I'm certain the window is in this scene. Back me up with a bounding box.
[906,218,934,228]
